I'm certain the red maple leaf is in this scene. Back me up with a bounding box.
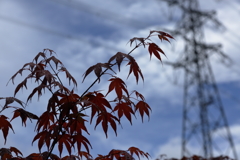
[82,63,115,83]
[9,146,23,157]
[10,108,38,126]
[95,112,119,138]
[59,67,77,87]
[32,130,52,152]
[72,134,92,154]
[0,115,15,144]
[45,56,63,69]
[128,147,150,160]
[128,37,147,47]
[113,102,135,125]
[150,30,174,43]
[127,60,144,84]
[83,91,112,123]
[135,101,151,122]
[148,43,166,62]
[106,77,129,100]
[108,52,134,71]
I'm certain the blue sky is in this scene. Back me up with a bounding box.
[0,0,240,159]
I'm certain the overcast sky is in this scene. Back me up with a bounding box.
[0,0,240,159]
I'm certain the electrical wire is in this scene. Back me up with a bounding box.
[0,14,120,52]
[0,0,157,52]
[49,0,148,29]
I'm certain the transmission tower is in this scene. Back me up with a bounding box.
[160,0,238,159]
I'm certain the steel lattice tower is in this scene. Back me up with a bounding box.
[160,0,238,159]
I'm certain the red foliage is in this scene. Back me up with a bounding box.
[0,31,173,159]
[0,115,14,144]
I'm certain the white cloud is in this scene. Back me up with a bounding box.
[153,124,240,159]
[153,137,182,159]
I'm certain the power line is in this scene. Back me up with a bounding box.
[0,0,156,52]
[0,14,78,40]
[49,0,149,29]
[0,14,119,52]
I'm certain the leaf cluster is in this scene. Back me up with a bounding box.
[0,31,173,160]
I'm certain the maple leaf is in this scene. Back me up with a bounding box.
[108,149,121,160]
[128,37,147,48]
[158,34,172,43]
[83,91,112,123]
[22,62,37,72]
[148,43,166,62]
[108,52,135,71]
[95,112,119,138]
[0,148,12,160]
[43,48,56,55]
[59,67,77,87]
[127,60,144,84]
[82,63,115,83]
[78,151,93,160]
[33,63,46,80]
[33,52,46,63]
[47,91,60,113]
[72,134,92,154]
[132,90,145,101]
[12,64,54,99]
[27,85,45,102]
[57,134,72,157]
[8,68,27,85]
[95,154,110,160]
[40,70,56,85]
[31,69,55,87]
[9,146,23,157]
[41,151,60,160]
[35,111,55,132]
[0,97,25,109]
[52,81,71,94]
[66,113,89,135]
[109,149,135,160]
[122,151,135,160]
[58,91,80,104]
[13,78,28,97]
[32,130,52,152]
[0,115,15,144]
[62,155,81,160]
[135,101,151,122]
[128,147,150,160]
[10,109,38,126]
[113,102,135,125]
[26,153,43,160]
[57,92,80,118]
[106,77,129,100]
[45,56,63,69]
[150,30,174,43]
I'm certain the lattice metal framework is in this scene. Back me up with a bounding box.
[160,0,238,159]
